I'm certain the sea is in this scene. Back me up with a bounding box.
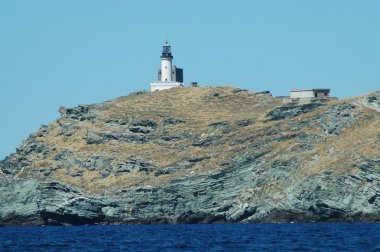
[1,223,379,251]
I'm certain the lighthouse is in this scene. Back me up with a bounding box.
[151,42,183,91]
[160,42,173,82]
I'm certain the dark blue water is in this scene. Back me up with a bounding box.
[1,223,379,251]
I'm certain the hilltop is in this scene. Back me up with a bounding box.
[1,86,380,225]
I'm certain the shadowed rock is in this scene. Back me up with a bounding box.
[267,102,324,120]
[0,178,119,226]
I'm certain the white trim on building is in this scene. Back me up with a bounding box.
[151,81,183,92]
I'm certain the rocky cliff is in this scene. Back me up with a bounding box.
[1,86,380,226]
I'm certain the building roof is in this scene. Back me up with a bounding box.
[291,89,330,92]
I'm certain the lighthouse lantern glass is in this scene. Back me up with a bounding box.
[162,45,171,54]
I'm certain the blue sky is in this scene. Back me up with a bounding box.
[0,0,379,159]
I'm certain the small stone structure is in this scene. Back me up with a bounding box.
[290,89,330,99]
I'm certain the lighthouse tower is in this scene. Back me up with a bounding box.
[160,42,173,82]
[151,42,183,91]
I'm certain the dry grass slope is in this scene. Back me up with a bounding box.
[6,86,380,197]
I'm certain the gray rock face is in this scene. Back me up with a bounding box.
[362,94,380,111]
[84,118,159,145]
[162,117,185,126]
[0,178,119,226]
[2,87,380,225]
[278,163,380,222]
[316,102,357,135]
[85,156,113,171]
[0,129,50,175]
[105,152,380,224]
[85,131,148,144]
[59,105,103,121]
[208,121,233,134]
[192,134,222,147]
[235,118,255,127]
[3,154,380,225]
[0,179,41,225]
[267,102,324,120]
[113,158,155,175]
[206,91,226,99]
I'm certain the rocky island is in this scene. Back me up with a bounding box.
[1,86,380,226]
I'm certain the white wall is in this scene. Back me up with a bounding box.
[290,90,315,99]
[151,82,182,92]
[161,59,172,82]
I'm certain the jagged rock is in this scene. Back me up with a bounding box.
[188,156,210,163]
[0,178,119,226]
[59,105,99,121]
[105,118,129,126]
[131,119,158,129]
[235,118,255,127]
[113,158,155,175]
[276,169,380,222]
[156,132,191,142]
[277,132,325,144]
[84,131,104,144]
[271,158,298,170]
[57,119,81,137]
[55,150,83,168]
[228,132,264,145]
[231,88,248,94]
[267,101,324,120]
[0,134,49,175]
[316,102,356,135]
[162,117,185,125]
[192,134,221,147]
[27,167,52,177]
[227,205,258,222]
[0,178,42,225]
[0,154,29,175]
[68,171,83,177]
[206,91,226,99]
[85,131,148,144]
[36,125,50,137]
[252,90,271,96]
[153,168,177,176]
[43,168,52,176]
[129,126,151,134]
[355,158,380,174]
[154,162,192,176]
[37,181,107,224]
[208,121,232,134]
[129,90,148,96]
[289,120,309,131]
[85,156,113,171]
[362,94,380,111]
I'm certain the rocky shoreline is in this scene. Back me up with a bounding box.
[1,87,380,226]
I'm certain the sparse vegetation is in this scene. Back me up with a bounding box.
[1,86,380,225]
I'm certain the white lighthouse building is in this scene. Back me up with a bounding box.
[151,42,184,91]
